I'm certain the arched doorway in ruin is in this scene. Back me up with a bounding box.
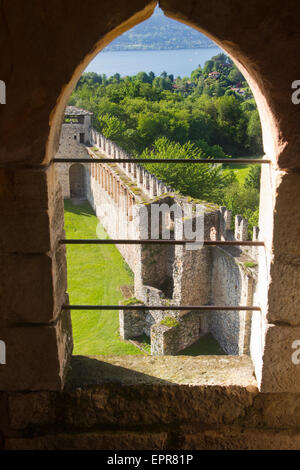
[69,163,86,198]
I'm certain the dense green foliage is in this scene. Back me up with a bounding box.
[221,168,260,232]
[142,138,234,203]
[104,7,213,51]
[69,53,262,235]
[70,54,262,157]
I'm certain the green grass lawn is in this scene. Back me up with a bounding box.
[223,155,262,185]
[64,199,143,355]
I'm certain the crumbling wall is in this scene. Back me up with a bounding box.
[210,247,256,355]
[56,125,258,356]
[151,311,208,355]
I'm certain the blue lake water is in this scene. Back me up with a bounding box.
[85,47,223,78]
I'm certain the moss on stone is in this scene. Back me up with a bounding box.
[244,261,257,268]
[122,297,144,306]
[160,316,180,328]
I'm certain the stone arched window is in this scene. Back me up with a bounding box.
[1,2,299,405]
[49,4,299,394]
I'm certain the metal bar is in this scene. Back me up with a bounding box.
[54,157,270,164]
[60,239,264,246]
[63,305,261,311]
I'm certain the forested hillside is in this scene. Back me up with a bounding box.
[69,53,262,235]
[104,7,213,51]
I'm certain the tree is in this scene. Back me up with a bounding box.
[244,165,261,191]
[112,73,121,83]
[203,60,214,75]
[228,66,245,84]
[141,137,233,203]
[98,114,126,144]
[191,66,202,83]
[136,72,151,83]
[247,110,263,154]
[148,71,155,83]
[221,182,259,236]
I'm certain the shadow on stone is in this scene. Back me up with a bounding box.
[65,355,174,389]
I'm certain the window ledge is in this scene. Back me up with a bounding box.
[65,355,257,390]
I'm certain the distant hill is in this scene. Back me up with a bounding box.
[104,7,214,52]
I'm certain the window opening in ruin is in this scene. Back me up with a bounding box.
[54,6,264,358]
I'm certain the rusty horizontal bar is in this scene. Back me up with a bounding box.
[62,305,261,311]
[60,239,264,246]
[54,157,270,164]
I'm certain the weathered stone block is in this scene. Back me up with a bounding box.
[5,431,168,450]
[181,428,300,450]
[7,392,57,431]
[249,393,300,429]
[0,165,60,212]
[267,170,300,325]
[119,306,145,340]
[0,166,64,253]
[0,244,67,326]
[260,324,300,393]
[151,311,203,355]
[0,310,73,391]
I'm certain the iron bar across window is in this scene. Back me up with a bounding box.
[62,305,261,311]
[60,239,264,246]
[57,157,264,313]
[54,158,270,164]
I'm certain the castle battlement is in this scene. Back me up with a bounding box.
[89,128,255,245]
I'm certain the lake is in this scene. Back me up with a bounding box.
[85,47,223,78]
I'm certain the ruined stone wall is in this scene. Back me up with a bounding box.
[85,160,142,275]
[151,311,208,355]
[56,126,258,356]
[210,247,256,355]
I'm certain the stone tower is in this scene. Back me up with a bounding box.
[55,106,93,198]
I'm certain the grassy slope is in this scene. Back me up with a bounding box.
[64,200,143,355]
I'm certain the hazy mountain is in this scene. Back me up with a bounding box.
[104,7,214,52]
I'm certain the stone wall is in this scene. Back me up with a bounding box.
[4,354,300,450]
[210,247,256,355]
[55,122,91,198]
[151,310,208,355]
[119,306,145,340]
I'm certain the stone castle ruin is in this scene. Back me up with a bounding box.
[56,106,258,356]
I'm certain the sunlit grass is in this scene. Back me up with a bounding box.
[224,155,262,185]
[64,199,143,355]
